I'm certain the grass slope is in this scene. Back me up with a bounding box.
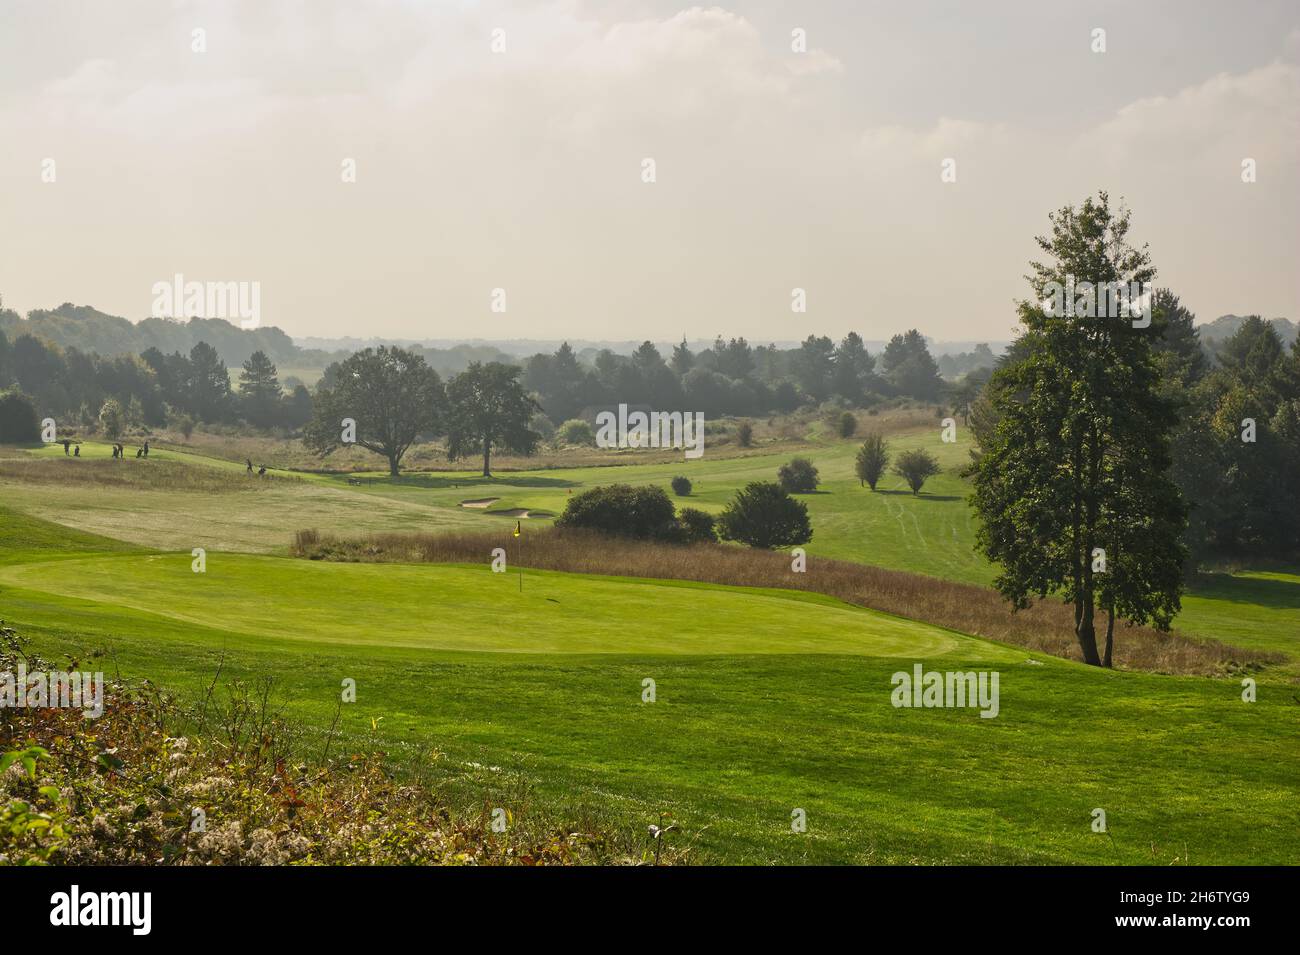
[0,532,1295,864]
[0,554,968,658]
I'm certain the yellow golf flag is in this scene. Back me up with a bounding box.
[513,521,521,538]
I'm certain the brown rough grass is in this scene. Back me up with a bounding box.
[0,458,293,493]
[291,527,1281,676]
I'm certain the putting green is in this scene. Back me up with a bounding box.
[0,553,970,657]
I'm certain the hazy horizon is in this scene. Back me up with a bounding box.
[2,0,1297,342]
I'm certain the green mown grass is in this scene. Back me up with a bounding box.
[1176,571,1300,661]
[0,554,972,658]
[0,536,1295,864]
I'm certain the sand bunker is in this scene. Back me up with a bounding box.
[460,499,552,519]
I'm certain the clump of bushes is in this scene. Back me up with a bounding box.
[836,412,857,438]
[717,481,812,549]
[554,484,718,545]
[555,484,678,540]
[670,476,692,496]
[777,457,819,493]
[736,421,754,447]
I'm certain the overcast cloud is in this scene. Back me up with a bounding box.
[1,0,1296,342]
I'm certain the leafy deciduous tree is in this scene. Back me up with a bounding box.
[893,448,941,495]
[304,346,444,476]
[445,362,540,477]
[971,192,1187,667]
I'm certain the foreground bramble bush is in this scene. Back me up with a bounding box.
[0,625,659,866]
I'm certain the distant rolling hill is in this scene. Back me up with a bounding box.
[1198,314,1296,345]
[0,302,299,368]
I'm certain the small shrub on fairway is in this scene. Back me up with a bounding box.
[670,475,692,496]
[777,457,819,494]
[836,412,857,438]
[855,433,889,490]
[717,481,812,549]
[736,421,754,447]
[893,448,941,495]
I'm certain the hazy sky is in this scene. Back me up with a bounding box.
[1,0,1297,343]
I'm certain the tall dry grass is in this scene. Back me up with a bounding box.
[291,527,1278,676]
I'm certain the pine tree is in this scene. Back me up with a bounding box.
[238,350,282,428]
[670,337,695,376]
[854,433,889,489]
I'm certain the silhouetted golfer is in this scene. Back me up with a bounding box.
[62,440,71,455]
[246,459,253,474]
[143,441,150,458]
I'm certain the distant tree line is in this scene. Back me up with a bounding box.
[521,330,959,422]
[0,330,312,433]
[1158,305,1300,565]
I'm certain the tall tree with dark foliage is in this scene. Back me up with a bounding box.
[971,193,1187,667]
